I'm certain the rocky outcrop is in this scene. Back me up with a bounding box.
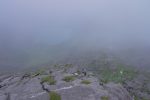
[123,74,150,100]
[0,69,134,100]
[0,74,49,100]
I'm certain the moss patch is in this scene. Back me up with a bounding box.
[62,75,75,82]
[81,80,91,84]
[41,76,56,85]
[101,96,109,100]
[49,91,61,100]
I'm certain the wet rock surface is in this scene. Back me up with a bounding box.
[0,68,149,100]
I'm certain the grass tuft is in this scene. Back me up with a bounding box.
[62,75,75,82]
[49,91,61,100]
[101,96,109,100]
[81,80,91,84]
[41,76,56,85]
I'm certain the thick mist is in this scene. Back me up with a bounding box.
[0,0,150,71]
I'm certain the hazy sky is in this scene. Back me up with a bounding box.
[0,0,150,70]
[0,0,150,47]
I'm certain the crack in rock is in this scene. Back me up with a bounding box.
[40,82,50,93]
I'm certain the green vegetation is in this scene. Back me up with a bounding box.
[49,91,61,100]
[99,64,138,83]
[81,80,91,84]
[41,76,56,85]
[134,96,140,100]
[101,96,109,100]
[62,75,75,82]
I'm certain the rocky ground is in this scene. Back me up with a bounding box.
[123,73,150,100]
[0,66,149,100]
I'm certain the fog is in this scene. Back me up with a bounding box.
[0,0,150,71]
